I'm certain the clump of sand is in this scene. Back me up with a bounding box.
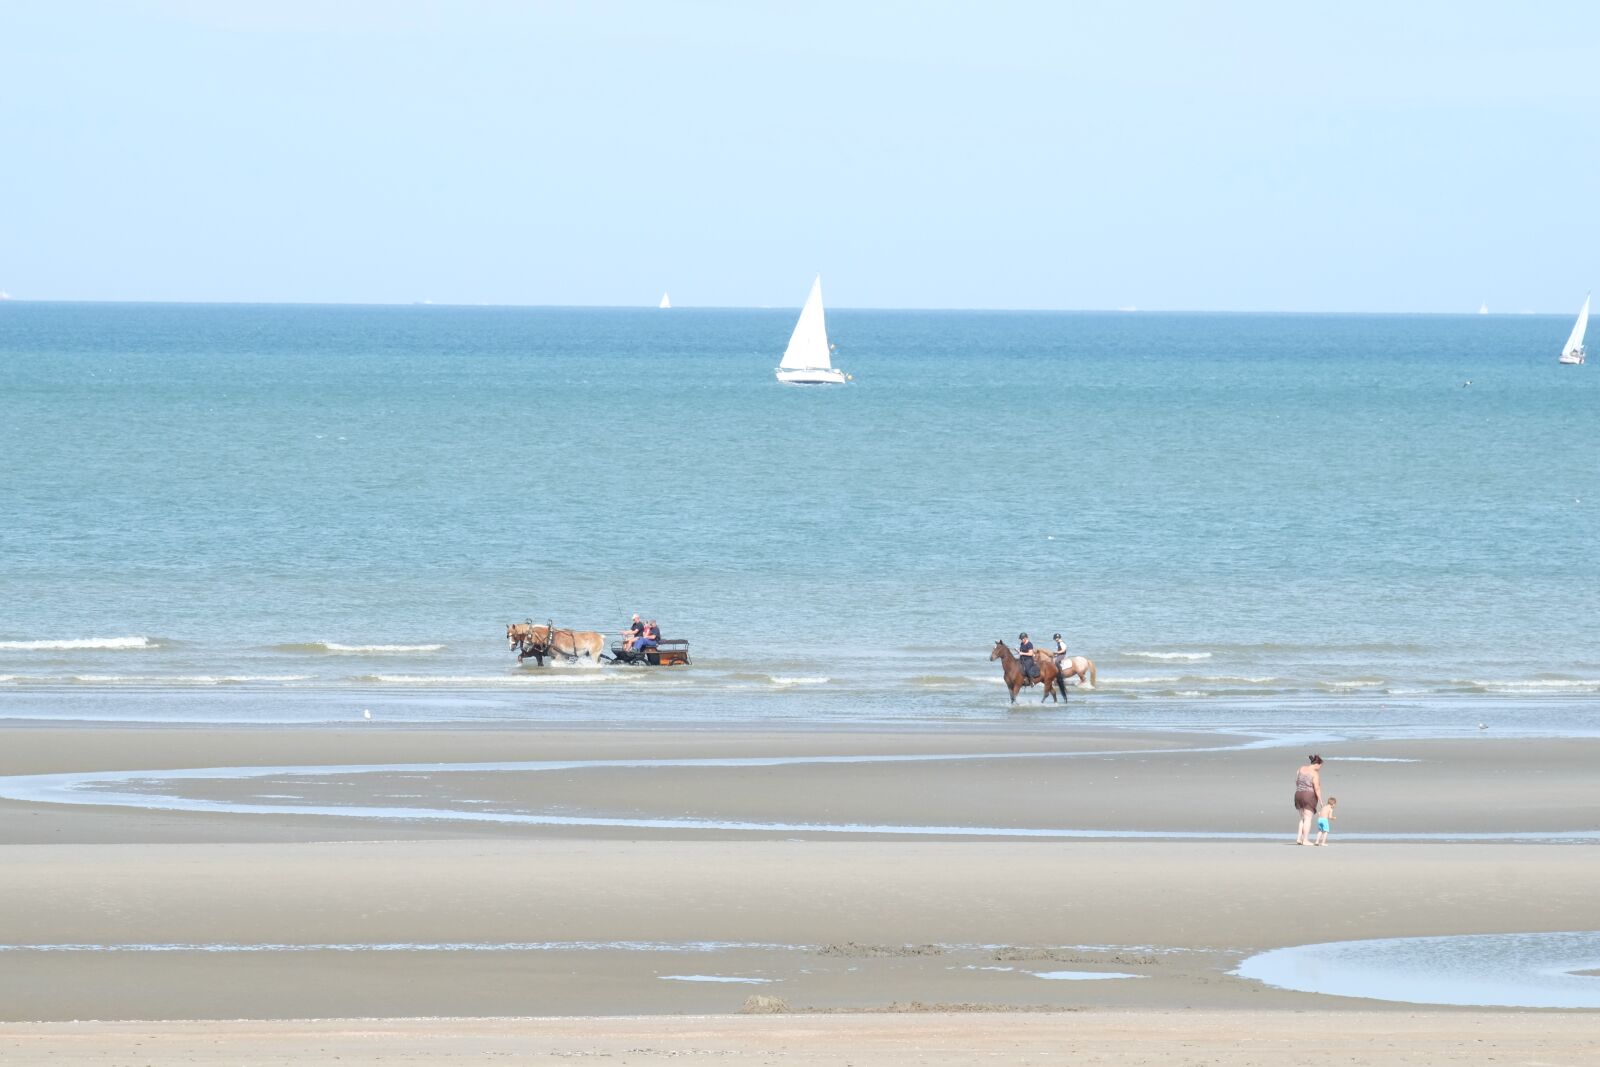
[817,942,945,958]
[739,995,790,1014]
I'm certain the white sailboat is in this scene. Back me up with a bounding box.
[658,292,671,309]
[1559,292,1589,365]
[776,275,848,385]
[1477,300,1489,315]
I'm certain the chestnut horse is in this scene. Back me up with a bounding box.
[990,640,1069,704]
[506,622,605,666]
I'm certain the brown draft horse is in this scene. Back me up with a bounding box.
[990,640,1069,704]
[506,622,606,666]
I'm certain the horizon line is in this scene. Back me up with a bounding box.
[0,298,1572,316]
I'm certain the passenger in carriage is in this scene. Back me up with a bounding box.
[623,613,644,651]
[635,620,660,655]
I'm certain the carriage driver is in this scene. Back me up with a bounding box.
[1017,633,1039,681]
[623,613,644,651]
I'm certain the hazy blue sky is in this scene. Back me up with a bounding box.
[2,1,1596,310]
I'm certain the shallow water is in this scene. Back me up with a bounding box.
[4,747,1597,842]
[1235,931,1600,1008]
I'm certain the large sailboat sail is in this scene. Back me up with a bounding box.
[780,276,831,371]
[1559,293,1589,365]
[775,275,848,384]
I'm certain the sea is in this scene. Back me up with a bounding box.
[2,302,1597,737]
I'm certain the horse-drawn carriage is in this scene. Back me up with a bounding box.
[506,621,689,667]
[607,637,689,666]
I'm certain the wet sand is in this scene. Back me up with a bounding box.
[0,723,1594,1061]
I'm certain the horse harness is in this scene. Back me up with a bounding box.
[538,619,584,662]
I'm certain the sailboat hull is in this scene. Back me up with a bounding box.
[776,367,848,385]
[1559,351,1585,365]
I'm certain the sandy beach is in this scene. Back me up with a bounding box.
[0,722,1595,1062]
[1,1012,1596,1065]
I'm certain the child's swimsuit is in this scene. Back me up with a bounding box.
[1317,817,1330,833]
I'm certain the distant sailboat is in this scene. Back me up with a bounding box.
[658,292,671,309]
[1559,293,1589,365]
[776,275,848,385]
[1477,300,1489,315]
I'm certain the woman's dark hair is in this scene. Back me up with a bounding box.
[1308,754,1323,765]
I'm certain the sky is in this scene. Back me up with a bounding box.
[1,1,1597,311]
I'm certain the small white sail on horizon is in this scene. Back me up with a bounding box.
[658,292,671,309]
[776,274,848,385]
[1478,300,1489,315]
[1559,292,1589,365]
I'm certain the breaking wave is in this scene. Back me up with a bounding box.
[360,673,625,686]
[63,674,310,685]
[727,672,833,688]
[1322,678,1387,690]
[1121,651,1212,662]
[0,636,159,651]
[1466,678,1600,694]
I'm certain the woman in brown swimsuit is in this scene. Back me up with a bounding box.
[1294,755,1324,846]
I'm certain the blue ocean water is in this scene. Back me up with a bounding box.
[2,302,1597,730]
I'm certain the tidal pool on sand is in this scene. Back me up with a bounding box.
[1235,931,1600,1008]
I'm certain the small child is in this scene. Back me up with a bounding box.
[1314,797,1337,846]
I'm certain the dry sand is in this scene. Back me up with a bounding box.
[0,723,1594,1063]
[1,1012,1597,1066]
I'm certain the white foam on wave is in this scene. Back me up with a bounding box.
[1333,757,1420,763]
[0,636,157,651]
[367,673,620,686]
[67,674,311,685]
[320,642,445,654]
[1469,678,1600,693]
[1101,675,1278,688]
[770,675,830,687]
[1325,679,1387,690]
[1122,651,1212,662]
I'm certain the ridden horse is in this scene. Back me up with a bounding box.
[1051,653,1097,689]
[506,621,606,666]
[991,640,1069,704]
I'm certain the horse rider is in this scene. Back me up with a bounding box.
[1052,633,1068,666]
[623,613,644,651]
[1017,632,1039,681]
